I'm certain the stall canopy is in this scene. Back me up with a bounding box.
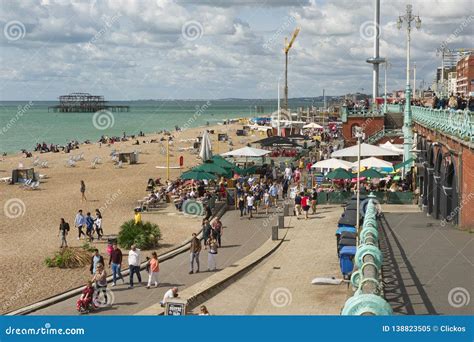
[303,122,323,129]
[311,158,353,170]
[221,146,271,158]
[379,141,403,154]
[252,136,301,148]
[192,162,232,178]
[331,143,399,158]
[180,170,217,180]
[326,168,354,180]
[359,168,385,179]
[352,157,393,170]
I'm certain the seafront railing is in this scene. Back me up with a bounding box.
[340,106,384,122]
[341,195,392,315]
[411,106,473,142]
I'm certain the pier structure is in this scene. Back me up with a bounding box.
[48,92,129,112]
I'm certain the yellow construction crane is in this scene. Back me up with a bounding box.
[283,27,300,110]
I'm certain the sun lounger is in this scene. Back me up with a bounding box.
[115,161,123,169]
[67,159,76,167]
[91,160,97,169]
[40,161,48,168]
[26,181,40,190]
[0,177,12,183]
[19,179,32,188]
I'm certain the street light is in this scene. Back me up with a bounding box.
[355,127,364,239]
[397,4,421,177]
[382,59,391,114]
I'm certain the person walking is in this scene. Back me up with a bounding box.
[128,244,141,288]
[211,218,223,247]
[246,192,255,219]
[202,219,211,250]
[238,194,246,217]
[146,252,159,289]
[80,180,87,202]
[90,249,105,275]
[294,192,302,217]
[91,263,108,306]
[207,237,218,272]
[94,210,103,240]
[108,243,124,286]
[74,209,86,240]
[301,192,310,220]
[263,190,270,214]
[85,212,94,242]
[311,188,318,214]
[189,232,201,274]
[58,218,70,248]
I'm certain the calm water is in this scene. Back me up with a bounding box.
[0,99,321,153]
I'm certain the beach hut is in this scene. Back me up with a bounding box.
[11,168,36,184]
[118,152,138,164]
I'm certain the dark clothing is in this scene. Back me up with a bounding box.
[109,248,123,266]
[294,195,302,205]
[190,237,202,253]
[90,255,104,274]
[59,222,70,234]
[129,265,141,287]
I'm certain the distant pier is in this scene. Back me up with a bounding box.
[48,92,130,113]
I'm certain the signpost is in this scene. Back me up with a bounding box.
[165,298,187,316]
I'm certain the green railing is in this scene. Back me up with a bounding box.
[411,106,473,142]
[386,103,403,113]
[341,106,384,123]
[366,128,403,144]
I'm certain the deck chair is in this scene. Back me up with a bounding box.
[115,161,123,169]
[26,181,40,190]
[91,160,97,169]
[40,161,48,168]
[33,157,40,166]
[20,179,32,188]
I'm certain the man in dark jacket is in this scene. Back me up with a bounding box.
[189,233,202,274]
[108,243,124,286]
[90,249,104,275]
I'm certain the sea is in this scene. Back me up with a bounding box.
[0,99,322,153]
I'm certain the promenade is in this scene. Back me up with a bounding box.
[197,205,348,315]
[31,207,276,315]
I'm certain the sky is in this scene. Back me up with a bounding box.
[0,0,472,100]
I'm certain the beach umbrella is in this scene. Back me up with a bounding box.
[180,170,217,180]
[199,131,213,161]
[352,157,393,170]
[192,162,232,178]
[221,146,271,157]
[359,168,385,179]
[326,168,354,180]
[379,141,403,154]
[331,143,399,157]
[311,158,353,170]
[211,155,236,169]
[303,122,323,129]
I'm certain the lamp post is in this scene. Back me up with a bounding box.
[355,127,364,239]
[382,59,391,114]
[397,4,421,177]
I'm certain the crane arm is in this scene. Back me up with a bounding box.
[284,27,300,53]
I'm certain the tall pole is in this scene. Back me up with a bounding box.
[277,79,281,136]
[166,138,170,180]
[372,0,380,101]
[413,62,417,99]
[284,51,289,111]
[398,4,421,177]
[356,130,362,238]
[383,61,388,114]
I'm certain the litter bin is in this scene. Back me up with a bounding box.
[283,203,289,216]
[338,231,357,256]
[272,226,278,241]
[339,246,357,279]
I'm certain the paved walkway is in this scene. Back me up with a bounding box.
[197,205,349,315]
[380,209,474,315]
[31,207,275,315]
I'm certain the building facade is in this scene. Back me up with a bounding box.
[456,54,474,97]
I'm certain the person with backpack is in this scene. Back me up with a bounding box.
[58,218,70,248]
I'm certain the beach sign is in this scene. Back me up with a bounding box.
[165,298,187,316]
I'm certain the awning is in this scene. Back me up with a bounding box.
[394,158,415,170]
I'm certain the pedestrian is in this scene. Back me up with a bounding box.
[134,209,142,225]
[294,192,302,217]
[146,252,159,289]
[160,287,179,307]
[202,219,211,250]
[301,192,310,220]
[90,249,105,275]
[238,194,246,217]
[204,204,212,221]
[58,218,70,248]
[74,209,86,240]
[108,243,124,286]
[269,183,278,206]
[85,212,94,242]
[91,263,108,306]
[199,305,210,315]
[94,209,103,240]
[207,237,218,271]
[263,190,270,215]
[80,180,87,202]
[311,188,318,214]
[128,244,141,288]
[246,192,255,219]
[211,218,223,247]
[189,232,201,274]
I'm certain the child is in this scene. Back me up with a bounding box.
[76,281,94,313]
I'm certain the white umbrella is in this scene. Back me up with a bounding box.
[331,143,399,157]
[379,141,403,154]
[221,146,270,157]
[199,131,213,161]
[311,158,352,170]
[303,122,323,129]
[352,157,393,169]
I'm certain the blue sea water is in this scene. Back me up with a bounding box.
[0,99,321,153]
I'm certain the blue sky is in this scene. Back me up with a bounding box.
[0,0,472,100]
